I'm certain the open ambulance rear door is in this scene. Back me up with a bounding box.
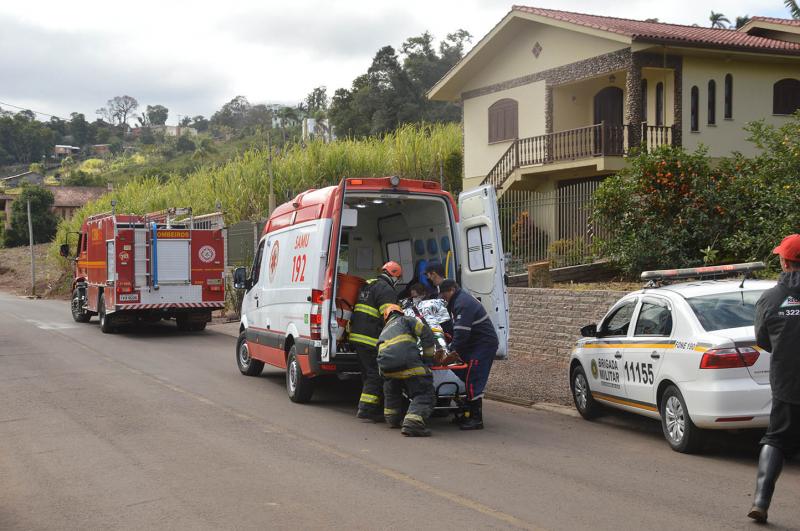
[457,185,509,359]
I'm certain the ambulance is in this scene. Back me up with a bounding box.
[233,176,509,402]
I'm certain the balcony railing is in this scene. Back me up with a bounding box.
[484,123,674,190]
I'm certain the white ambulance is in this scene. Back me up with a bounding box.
[233,176,509,402]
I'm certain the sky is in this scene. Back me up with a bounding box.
[0,0,789,125]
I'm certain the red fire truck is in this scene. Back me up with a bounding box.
[62,206,226,333]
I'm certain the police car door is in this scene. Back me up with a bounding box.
[588,298,637,400]
[623,296,673,410]
[457,185,509,359]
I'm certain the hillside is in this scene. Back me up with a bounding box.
[0,243,67,298]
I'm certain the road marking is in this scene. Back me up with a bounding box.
[24,319,78,330]
[21,321,546,531]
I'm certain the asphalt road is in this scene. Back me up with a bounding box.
[1,293,798,531]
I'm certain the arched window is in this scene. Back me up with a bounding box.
[773,78,800,115]
[708,80,716,125]
[488,99,518,143]
[641,79,648,123]
[724,74,733,119]
[655,82,664,126]
[690,86,699,132]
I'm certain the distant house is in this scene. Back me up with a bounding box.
[54,145,80,158]
[0,185,107,226]
[134,125,198,138]
[1,171,45,188]
[90,144,112,156]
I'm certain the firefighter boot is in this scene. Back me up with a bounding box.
[357,408,385,422]
[400,414,431,437]
[460,398,484,430]
[748,445,785,523]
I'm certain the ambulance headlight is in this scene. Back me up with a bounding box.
[389,175,400,187]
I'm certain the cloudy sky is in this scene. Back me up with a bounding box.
[0,0,789,124]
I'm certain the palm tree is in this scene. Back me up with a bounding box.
[786,0,800,19]
[709,11,730,28]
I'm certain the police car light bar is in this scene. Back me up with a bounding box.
[641,262,766,282]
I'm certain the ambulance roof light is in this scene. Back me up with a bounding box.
[641,262,766,283]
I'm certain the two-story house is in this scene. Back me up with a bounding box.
[428,6,800,269]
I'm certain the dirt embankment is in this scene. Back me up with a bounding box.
[0,244,70,298]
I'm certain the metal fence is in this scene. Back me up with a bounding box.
[498,179,606,275]
[226,220,267,267]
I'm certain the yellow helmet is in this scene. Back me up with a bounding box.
[383,304,403,321]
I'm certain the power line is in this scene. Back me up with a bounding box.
[0,99,66,120]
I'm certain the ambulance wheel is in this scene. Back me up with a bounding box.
[660,385,703,454]
[236,331,263,376]
[98,294,115,334]
[71,288,91,323]
[571,365,599,420]
[286,345,314,403]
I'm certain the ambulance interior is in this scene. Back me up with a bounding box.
[332,193,456,352]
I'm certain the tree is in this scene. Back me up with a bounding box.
[146,104,169,125]
[176,135,196,153]
[709,11,730,28]
[786,0,800,19]
[190,115,209,132]
[304,86,329,118]
[211,95,251,130]
[69,113,91,146]
[99,95,139,126]
[735,15,751,29]
[3,185,58,247]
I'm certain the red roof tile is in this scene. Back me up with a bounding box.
[513,6,800,54]
[748,16,800,27]
[48,186,107,207]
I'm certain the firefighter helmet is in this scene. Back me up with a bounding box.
[383,304,403,321]
[382,261,403,279]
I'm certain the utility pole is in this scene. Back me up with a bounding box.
[27,200,35,297]
[268,132,276,216]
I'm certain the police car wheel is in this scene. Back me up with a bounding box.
[286,345,314,403]
[71,289,91,323]
[571,365,599,420]
[236,331,263,376]
[660,385,703,453]
[98,293,115,334]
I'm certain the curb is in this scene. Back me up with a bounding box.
[486,392,580,418]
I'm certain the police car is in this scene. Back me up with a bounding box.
[569,263,776,453]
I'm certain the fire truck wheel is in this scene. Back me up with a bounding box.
[286,345,314,403]
[71,289,91,323]
[98,294,115,334]
[236,331,264,376]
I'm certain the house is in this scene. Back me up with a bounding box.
[1,186,107,226]
[91,144,112,156]
[427,7,800,271]
[1,171,45,188]
[54,145,80,158]
[428,7,800,196]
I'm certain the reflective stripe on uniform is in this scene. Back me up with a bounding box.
[359,393,380,405]
[378,334,417,351]
[379,303,394,313]
[354,303,380,318]
[472,314,489,325]
[422,347,434,357]
[383,366,429,379]
[454,325,472,331]
[404,413,424,422]
[349,333,378,347]
[414,320,424,335]
[384,408,399,415]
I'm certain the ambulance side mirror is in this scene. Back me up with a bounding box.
[59,243,70,258]
[580,323,597,337]
[233,267,250,290]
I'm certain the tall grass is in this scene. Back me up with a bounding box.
[50,123,462,270]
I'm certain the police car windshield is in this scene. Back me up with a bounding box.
[686,290,765,331]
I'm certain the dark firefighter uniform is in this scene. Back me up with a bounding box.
[748,266,800,522]
[349,273,399,419]
[447,286,499,430]
[377,310,436,436]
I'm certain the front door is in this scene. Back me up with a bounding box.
[623,296,673,410]
[594,86,624,155]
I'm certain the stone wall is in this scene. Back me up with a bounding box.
[507,286,628,368]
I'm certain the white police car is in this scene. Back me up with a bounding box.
[569,263,776,453]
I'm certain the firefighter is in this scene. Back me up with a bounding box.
[439,279,499,430]
[349,261,403,421]
[377,304,437,437]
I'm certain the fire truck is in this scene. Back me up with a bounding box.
[62,206,227,333]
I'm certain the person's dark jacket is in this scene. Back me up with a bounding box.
[446,288,499,355]
[755,271,800,405]
[349,274,398,348]
[377,314,436,375]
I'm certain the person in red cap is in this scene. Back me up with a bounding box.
[747,234,800,523]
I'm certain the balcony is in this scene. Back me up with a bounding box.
[483,123,674,192]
